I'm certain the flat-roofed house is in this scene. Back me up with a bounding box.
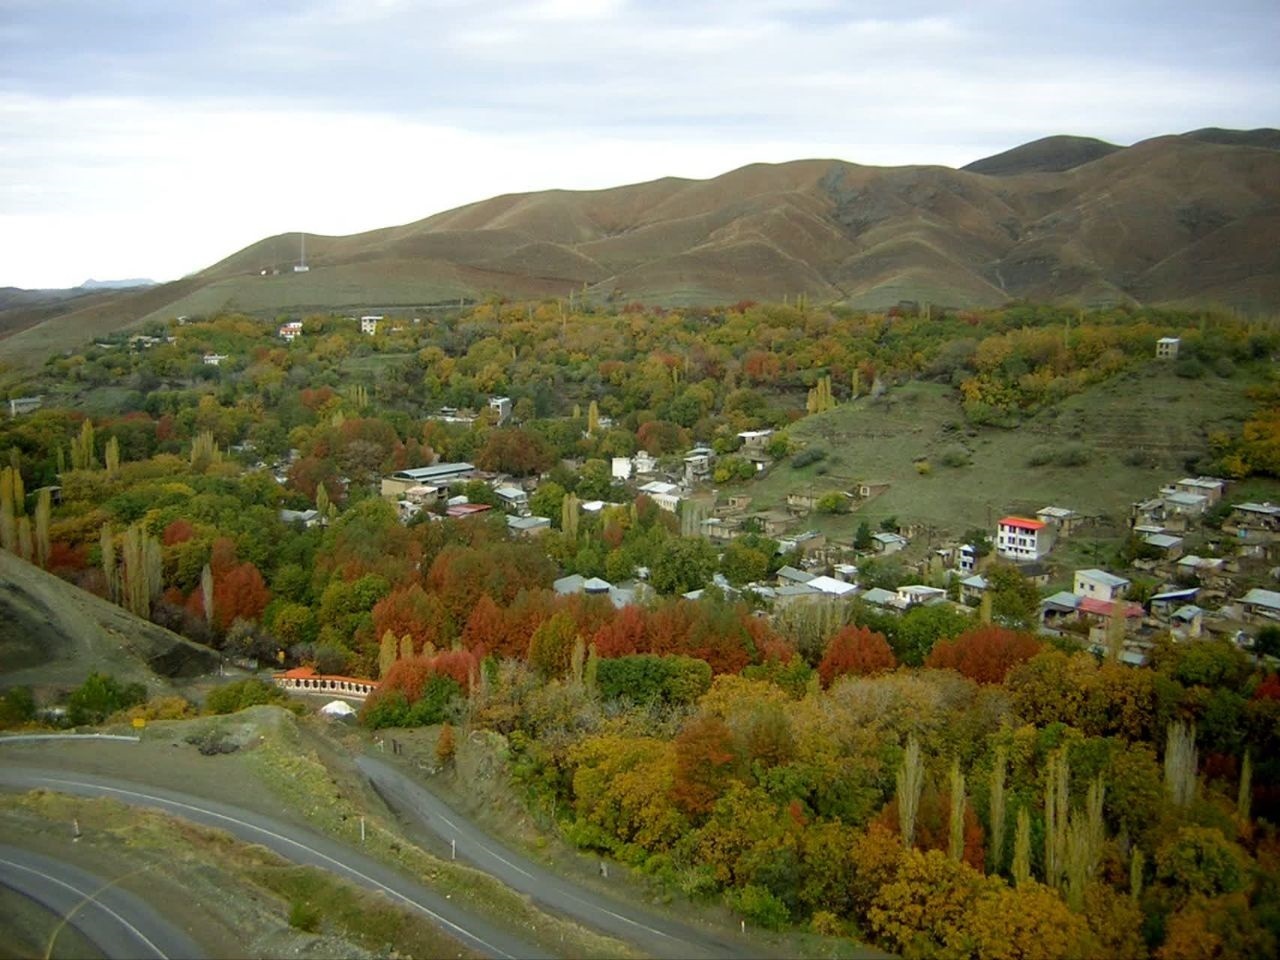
[1240,587,1280,624]
[1073,568,1130,602]
[381,463,475,499]
[997,516,1054,561]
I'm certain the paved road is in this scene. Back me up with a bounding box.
[0,765,549,960]
[0,843,204,959]
[358,755,770,960]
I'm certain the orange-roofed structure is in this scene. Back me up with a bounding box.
[996,515,1055,561]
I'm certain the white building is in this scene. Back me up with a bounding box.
[7,396,43,417]
[279,321,303,342]
[359,315,383,335]
[1156,337,1181,360]
[611,457,633,481]
[1073,568,1130,602]
[488,396,512,424]
[996,516,1054,561]
[202,353,228,366]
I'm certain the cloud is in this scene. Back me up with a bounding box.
[1,1,1278,286]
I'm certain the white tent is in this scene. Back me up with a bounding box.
[319,700,357,718]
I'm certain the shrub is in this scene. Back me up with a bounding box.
[596,654,712,705]
[0,687,36,730]
[288,900,321,933]
[67,673,147,726]
[360,690,410,729]
[204,678,292,715]
[1026,446,1054,467]
[792,447,827,468]
[939,445,970,468]
[117,696,195,722]
[1055,443,1091,467]
[815,492,850,514]
[915,460,932,475]
[726,884,790,931]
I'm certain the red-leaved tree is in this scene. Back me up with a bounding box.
[818,625,896,687]
[924,625,1042,684]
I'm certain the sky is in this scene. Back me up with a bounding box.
[1,0,1277,289]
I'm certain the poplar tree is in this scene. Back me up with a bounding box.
[896,734,924,849]
[16,516,33,562]
[399,634,414,662]
[1044,750,1070,889]
[34,487,51,568]
[1239,749,1253,823]
[1012,807,1032,887]
[201,563,215,625]
[0,471,15,553]
[104,436,120,478]
[587,400,600,434]
[100,524,118,603]
[948,757,966,862]
[562,493,580,540]
[1164,720,1198,807]
[989,745,1008,874]
[379,630,398,678]
[71,420,96,470]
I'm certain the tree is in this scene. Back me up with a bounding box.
[528,611,578,678]
[897,734,925,849]
[924,625,1042,684]
[985,564,1041,629]
[989,746,1008,875]
[948,758,966,862]
[33,487,50,568]
[671,714,738,818]
[649,536,716,595]
[853,521,872,550]
[436,722,456,767]
[1164,720,1199,807]
[719,540,769,586]
[817,625,895,687]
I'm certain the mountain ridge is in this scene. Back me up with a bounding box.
[2,129,1278,367]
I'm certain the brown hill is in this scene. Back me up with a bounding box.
[3,130,1278,366]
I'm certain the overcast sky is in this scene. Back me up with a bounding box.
[2,0,1277,288]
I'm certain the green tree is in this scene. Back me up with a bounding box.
[986,564,1040,630]
[650,536,716,595]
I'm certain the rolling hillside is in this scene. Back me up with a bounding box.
[2,128,1278,366]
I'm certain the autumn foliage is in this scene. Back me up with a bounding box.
[924,625,1042,684]
[818,625,896,687]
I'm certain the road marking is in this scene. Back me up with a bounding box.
[0,856,168,959]
[370,768,680,943]
[34,776,515,960]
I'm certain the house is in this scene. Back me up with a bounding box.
[996,516,1055,561]
[507,515,551,537]
[700,516,742,543]
[737,429,774,452]
[202,353,228,366]
[396,500,423,522]
[1150,587,1199,619]
[279,508,322,528]
[957,543,978,574]
[1163,491,1208,520]
[1142,532,1185,560]
[833,563,859,582]
[807,575,857,598]
[872,531,908,555]
[1077,597,1145,638]
[1040,591,1082,628]
[895,584,948,608]
[1036,506,1082,537]
[611,457,633,481]
[632,451,659,475]
[1170,605,1205,640]
[1073,568,1130,601]
[754,510,794,538]
[683,447,715,485]
[402,484,440,505]
[278,321,304,342]
[554,574,613,597]
[637,480,681,512]
[777,530,826,558]
[776,565,814,586]
[7,396,43,417]
[1177,555,1226,579]
[1174,477,1227,505]
[1131,498,1167,528]
[1156,337,1181,360]
[858,481,891,500]
[359,315,382,335]
[488,396,512,425]
[381,462,475,499]
[959,574,988,605]
[445,502,492,519]
[860,587,900,609]
[1223,503,1280,556]
[1240,587,1280,623]
[494,485,529,515]
[774,582,823,607]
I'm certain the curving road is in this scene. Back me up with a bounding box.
[0,765,549,960]
[0,844,204,959]
[358,755,769,960]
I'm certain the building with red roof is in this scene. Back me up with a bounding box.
[996,515,1055,561]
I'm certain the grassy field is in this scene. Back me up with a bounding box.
[740,361,1280,543]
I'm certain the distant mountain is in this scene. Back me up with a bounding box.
[1,128,1277,366]
[79,278,156,290]
[961,135,1123,175]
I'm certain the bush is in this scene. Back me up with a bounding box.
[915,460,932,475]
[1175,357,1206,379]
[939,445,970,468]
[204,678,291,715]
[67,673,147,726]
[727,884,790,930]
[1055,443,1091,467]
[0,687,36,730]
[117,696,196,722]
[288,900,321,933]
[1026,446,1054,467]
[792,447,827,469]
[360,690,410,729]
[815,492,850,514]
